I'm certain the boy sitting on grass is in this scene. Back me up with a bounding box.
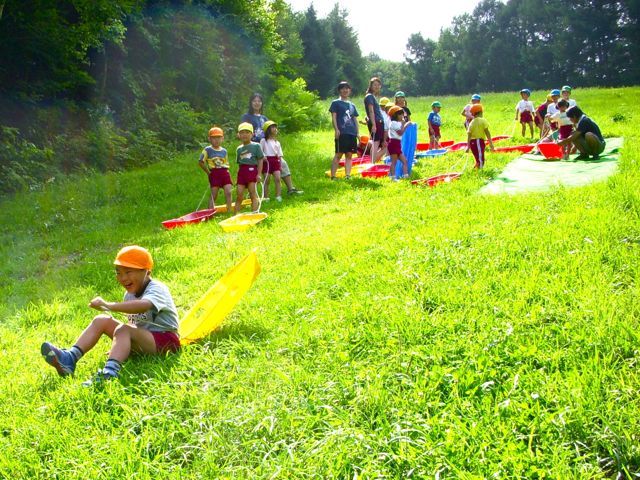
[41,245,180,386]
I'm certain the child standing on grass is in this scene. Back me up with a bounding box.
[462,94,481,129]
[387,105,412,179]
[535,94,554,138]
[329,81,359,179]
[236,122,264,213]
[259,121,283,200]
[515,89,535,138]
[465,104,495,169]
[41,246,180,386]
[546,89,561,131]
[550,99,574,160]
[428,101,443,149]
[394,91,412,121]
[561,85,577,107]
[198,127,232,213]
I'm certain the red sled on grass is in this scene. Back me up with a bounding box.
[411,173,461,187]
[339,155,371,167]
[361,164,390,178]
[491,135,511,143]
[162,209,216,229]
[538,142,564,160]
[416,140,454,151]
[492,144,535,154]
[448,142,468,152]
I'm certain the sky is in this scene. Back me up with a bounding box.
[286,0,488,62]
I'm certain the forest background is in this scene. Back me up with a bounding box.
[0,0,639,194]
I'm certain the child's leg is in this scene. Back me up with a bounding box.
[273,171,282,198]
[210,187,219,209]
[235,184,246,214]
[344,153,352,177]
[399,154,408,177]
[283,174,294,191]
[372,140,381,163]
[389,154,398,178]
[429,134,435,150]
[331,153,343,178]
[521,122,526,137]
[435,136,441,149]
[74,314,120,354]
[223,184,233,213]
[247,182,259,212]
[108,323,157,363]
[263,174,270,199]
[528,121,534,138]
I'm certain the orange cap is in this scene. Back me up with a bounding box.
[388,105,403,118]
[359,135,369,144]
[470,104,483,115]
[208,127,223,137]
[114,245,153,270]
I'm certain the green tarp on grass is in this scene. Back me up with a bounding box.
[481,137,623,195]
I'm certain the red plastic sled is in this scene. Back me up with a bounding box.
[412,173,461,187]
[493,144,535,154]
[491,135,511,143]
[339,155,371,167]
[162,209,216,229]
[416,140,454,151]
[361,164,390,178]
[538,142,564,160]
[448,142,468,151]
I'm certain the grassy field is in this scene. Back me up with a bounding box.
[0,87,639,478]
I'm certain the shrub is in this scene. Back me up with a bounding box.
[269,76,329,132]
[154,100,205,150]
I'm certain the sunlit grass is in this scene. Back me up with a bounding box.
[0,87,639,478]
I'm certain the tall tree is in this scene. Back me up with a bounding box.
[324,4,366,95]
[299,5,337,97]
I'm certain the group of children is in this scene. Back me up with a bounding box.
[199,93,303,214]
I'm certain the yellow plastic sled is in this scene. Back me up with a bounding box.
[219,212,268,232]
[325,163,374,178]
[179,250,261,345]
[214,198,251,214]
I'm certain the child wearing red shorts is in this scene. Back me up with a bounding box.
[428,101,443,149]
[236,122,264,214]
[41,245,180,386]
[259,120,283,201]
[198,127,233,212]
[465,104,495,169]
[515,89,535,138]
[387,105,412,179]
[551,99,574,160]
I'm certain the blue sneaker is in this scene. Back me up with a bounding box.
[82,369,118,387]
[41,342,76,377]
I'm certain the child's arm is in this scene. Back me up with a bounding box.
[89,296,152,314]
[331,112,340,139]
[367,103,377,135]
[399,120,412,135]
[428,119,435,136]
[198,153,210,174]
[515,105,520,121]
[484,128,495,151]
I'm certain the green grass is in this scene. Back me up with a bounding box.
[1,86,639,478]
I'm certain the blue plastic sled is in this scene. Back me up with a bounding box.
[416,148,447,158]
[395,122,418,177]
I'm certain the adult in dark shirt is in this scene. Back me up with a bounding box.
[558,106,606,159]
[241,93,269,142]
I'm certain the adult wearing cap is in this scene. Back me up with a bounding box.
[561,85,577,107]
[546,89,562,130]
[394,91,411,121]
[364,77,385,163]
[462,94,482,129]
[558,106,606,160]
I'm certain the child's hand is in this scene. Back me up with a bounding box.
[464,147,470,153]
[334,130,340,139]
[257,174,262,182]
[89,296,109,311]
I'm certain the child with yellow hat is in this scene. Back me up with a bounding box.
[236,122,265,213]
[41,246,180,386]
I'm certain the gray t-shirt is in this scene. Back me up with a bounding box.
[123,279,179,332]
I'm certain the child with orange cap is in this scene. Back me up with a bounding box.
[41,246,180,386]
[465,104,495,169]
[199,126,233,213]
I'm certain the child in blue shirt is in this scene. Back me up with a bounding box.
[329,81,359,179]
[428,101,443,149]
